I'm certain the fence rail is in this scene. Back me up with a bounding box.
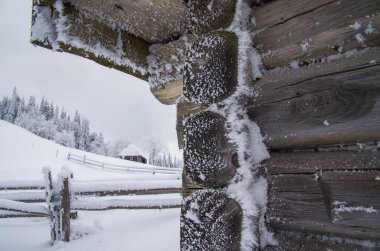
[67,153,183,175]
[0,167,182,243]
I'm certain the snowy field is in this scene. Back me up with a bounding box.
[0,120,181,250]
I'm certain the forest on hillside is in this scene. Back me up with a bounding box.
[0,88,182,168]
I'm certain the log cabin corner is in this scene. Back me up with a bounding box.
[30,0,380,250]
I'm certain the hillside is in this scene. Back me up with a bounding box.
[0,120,180,182]
[0,120,181,251]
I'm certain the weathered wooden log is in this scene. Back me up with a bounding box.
[267,171,380,241]
[184,111,238,187]
[264,150,380,175]
[248,47,380,149]
[253,0,380,69]
[60,176,71,242]
[263,231,380,251]
[184,31,238,104]
[63,0,187,43]
[186,0,237,35]
[31,1,150,81]
[149,36,194,104]
[181,190,242,251]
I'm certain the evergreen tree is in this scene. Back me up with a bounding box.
[27,96,36,112]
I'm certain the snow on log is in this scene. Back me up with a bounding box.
[186,0,237,35]
[184,31,238,104]
[181,190,242,251]
[148,36,195,105]
[253,0,380,69]
[72,197,181,210]
[184,111,238,188]
[0,198,48,216]
[71,180,181,196]
[0,191,46,202]
[31,0,150,80]
[0,180,45,190]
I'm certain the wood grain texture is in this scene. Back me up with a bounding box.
[248,48,380,149]
[64,0,187,43]
[253,0,380,69]
[265,150,380,175]
[267,171,380,240]
[263,231,380,251]
[31,2,150,81]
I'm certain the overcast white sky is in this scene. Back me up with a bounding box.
[0,0,181,157]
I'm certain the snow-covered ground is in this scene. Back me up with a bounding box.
[0,120,181,250]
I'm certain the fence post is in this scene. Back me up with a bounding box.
[42,167,57,244]
[60,175,71,242]
[83,155,86,164]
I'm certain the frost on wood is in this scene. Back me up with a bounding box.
[187,0,237,35]
[184,31,238,104]
[31,0,149,79]
[64,0,187,43]
[148,35,195,104]
[184,111,238,187]
[181,190,242,251]
[148,37,192,89]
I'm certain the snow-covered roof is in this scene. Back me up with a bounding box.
[118,144,145,158]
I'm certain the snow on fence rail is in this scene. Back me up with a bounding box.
[0,167,183,243]
[67,153,183,175]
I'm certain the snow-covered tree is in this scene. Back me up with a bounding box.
[143,137,168,165]
[108,139,130,157]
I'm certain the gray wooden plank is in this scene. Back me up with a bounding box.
[265,151,380,175]
[263,231,380,251]
[31,2,150,81]
[253,0,335,31]
[253,0,380,68]
[267,172,380,240]
[64,0,187,43]
[248,48,380,149]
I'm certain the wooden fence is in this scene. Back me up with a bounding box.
[0,167,182,243]
[67,153,183,175]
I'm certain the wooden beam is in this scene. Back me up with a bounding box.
[267,171,380,241]
[248,47,380,149]
[31,2,150,81]
[64,0,187,43]
[265,150,380,175]
[263,230,380,251]
[253,0,380,69]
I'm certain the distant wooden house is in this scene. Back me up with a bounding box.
[118,144,147,164]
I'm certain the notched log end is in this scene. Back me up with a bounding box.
[184,111,238,187]
[181,190,242,251]
[184,31,238,104]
